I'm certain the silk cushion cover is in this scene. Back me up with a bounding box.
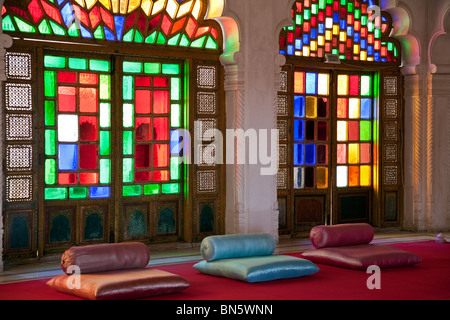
[309,223,374,249]
[193,255,319,283]
[46,268,190,300]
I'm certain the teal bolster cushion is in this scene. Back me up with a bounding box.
[200,233,276,262]
[193,255,319,283]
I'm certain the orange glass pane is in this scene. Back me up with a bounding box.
[79,87,98,113]
[294,72,305,94]
[153,91,169,114]
[153,170,170,181]
[153,144,169,167]
[348,166,360,187]
[337,98,348,118]
[316,167,328,189]
[79,73,99,85]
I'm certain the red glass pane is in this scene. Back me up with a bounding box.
[80,172,99,184]
[349,75,359,96]
[148,14,161,31]
[153,91,169,114]
[161,14,173,35]
[360,143,371,164]
[337,98,348,118]
[135,171,151,182]
[28,0,43,23]
[348,121,360,141]
[73,4,89,27]
[79,145,98,169]
[135,144,150,168]
[153,170,169,181]
[58,71,77,83]
[135,117,152,141]
[337,144,347,164]
[135,76,151,87]
[135,90,152,114]
[318,98,328,118]
[100,7,114,30]
[58,86,76,112]
[79,73,98,85]
[59,173,77,184]
[79,88,98,113]
[195,26,210,38]
[317,144,328,165]
[125,11,137,30]
[153,117,169,141]
[318,121,328,141]
[40,0,62,24]
[138,13,146,33]
[153,144,169,167]
[89,5,101,28]
[79,116,98,141]
[153,77,169,87]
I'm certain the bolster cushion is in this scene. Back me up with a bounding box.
[46,268,190,300]
[61,242,150,274]
[200,233,276,262]
[193,255,319,283]
[309,223,374,249]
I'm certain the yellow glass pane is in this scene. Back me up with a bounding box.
[111,0,119,13]
[348,98,360,118]
[336,166,348,187]
[332,25,339,35]
[353,44,360,55]
[339,31,346,42]
[141,0,153,15]
[86,0,97,10]
[120,0,128,14]
[318,73,329,95]
[348,143,360,164]
[152,0,167,15]
[311,41,317,51]
[177,0,193,18]
[337,75,348,95]
[325,30,332,40]
[318,35,325,46]
[360,165,372,186]
[337,121,348,141]
[348,166,360,187]
[294,72,305,94]
[360,51,367,61]
[166,0,178,19]
[128,0,141,13]
[192,0,201,20]
[317,167,328,189]
[303,46,310,56]
[305,97,317,118]
[75,0,86,8]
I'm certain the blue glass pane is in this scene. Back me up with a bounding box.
[294,96,305,117]
[347,26,354,36]
[287,45,294,55]
[361,99,372,119]
[58,144,78,171]
[340,20,347,29]
[354,33,360,43]
[311,29,317,39]
[90,187,111,199]
[104,26,115,41]
[318,23,325,34]
[295,39,302,50]
[79,24,92,38]
[333,13,339,23]
[374,52,380,61]
[114,16,125,41]
[305,144,316,165]
[368,46,374,56]
[294,119,304,141]
[170,130,182,155]
[303,34,310,45]
[305,72,317,95]
[361,39,367,50]
[61,3,74,27]
[294,144,304,165]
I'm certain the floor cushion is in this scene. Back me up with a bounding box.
[47,268,190,300]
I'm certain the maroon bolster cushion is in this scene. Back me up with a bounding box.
[46,268,190,300]
[61,242,150,274]
[309,223,374,249]
[301,244,422,270]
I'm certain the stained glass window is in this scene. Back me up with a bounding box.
[279,0,399,63]
[2,0,220,50]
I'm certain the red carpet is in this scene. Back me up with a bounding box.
[0,241,449,300]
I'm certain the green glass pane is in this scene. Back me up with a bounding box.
[99,131,111,155]
[348,2,354,12]
[45,101,55,126]
[168,33,180,46]
[355,9,361,19]
[361,76,372,96]
[69,187,88,199]
[171,78,180,101]
[144,184,160,195]
[123,131,134,155]
[99,75,111,100]
[45,188,67,200]
[90,59,110,72]
[45,129,57,155]
[49,20,66,35]
[134,30,144,43]
[296,14,303,25]
[68,57,87,70]
[375,29,381,39]
[304,9,311,20]
[99,102,111,128]
[94,25,104,39]
[144,62,161,74]
[145,31,157,44]
[123,76,134,100]
[123,29,134,42]
[360,121,372,141]
[123,61,143,73]
[179,34,190,47]
[44,56,66,68]
[156,32,166,44]
[123,103,134,127]
[170,157,180,180]
[162,183,179,194]
[38,19,51,34]
[319,0,326,10]
[123,185,142,196]
[123,158,134,183]
[162,64,180,75]
[2,16,16,32]
[45,159,57,185]
[190,36,206,48]
[171,104,181,127]
[361,15,368,26]
[205,36,218,50]
[68,23,80,37]
[100,159,111,184]
[14,17,36,33]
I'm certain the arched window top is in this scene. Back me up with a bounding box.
[2,0,221,51]
[279,0,400,64]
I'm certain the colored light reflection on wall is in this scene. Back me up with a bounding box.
[122,60,182,196]
[44,55,111,200]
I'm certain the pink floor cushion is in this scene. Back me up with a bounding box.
[302,224,422,270]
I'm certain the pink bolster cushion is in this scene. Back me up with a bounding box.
[61,242,150,274]
[310,223,374,248]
